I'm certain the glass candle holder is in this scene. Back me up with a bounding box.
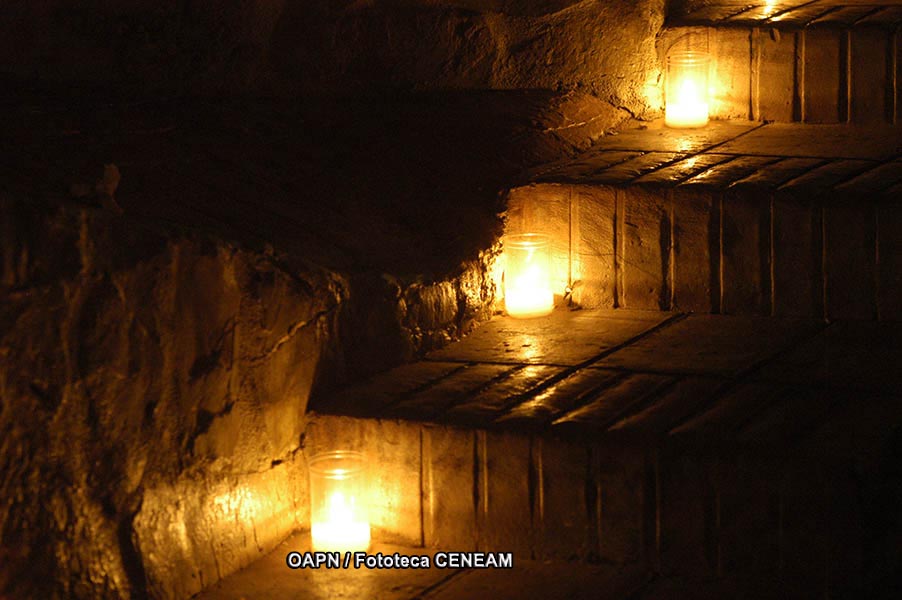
[503,233,554,319]
[308,450,370,553]
[665,51,711,128]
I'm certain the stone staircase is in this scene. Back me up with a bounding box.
[305,309,901,598]
[291,3,902,598]
[509,120,900,320]
[664,0,902,124]
[4,3,901,600]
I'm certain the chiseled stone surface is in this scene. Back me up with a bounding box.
[511,122,901,319]
[591,152,684,184]
[595,315,824,377]
[553,372,677,432]
[605,377,725,436]
[670,382,795,437]
[803,27,843,123]
[198,538,460,600]
[444,365,565,426]
[499,368,626,426]
[721,190,771,315]
[770,193,822,318]
[568,121,760,156]
[838,161,902,195]
[594,442,651,565]
[663,13,900,124]
[670,188,719,313]
[476,431,534,557]
[823,202,878,320]
[618,186,672,310]
[752,27,797,122]
[536,439,592,560]
[261,308,897,597]
[318,310,895,441]
[635,154,731,185]
[729,157,827,189]
[754,320,902,392]
[422,425,477,550]
[321,361,468,416]
[135,461,309,599]
[681,155,780,188]
[571,185,617,308]
[426,310,671,366]
[391,363,518,420]
[671,1,902,26]
[195,534,649,600]
[715,124,901,161]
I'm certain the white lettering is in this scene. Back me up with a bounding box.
[285,551,342,569]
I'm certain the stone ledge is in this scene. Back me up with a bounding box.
[277,307,900,594]
[659,14,902,123]
[195,535,651,600]
[669,1,902,27]
[510,122,901,318]
[314,310,899,442]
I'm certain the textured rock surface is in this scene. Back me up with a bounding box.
[0,192,494,597]
[0,1,666,121]
[0,80,643,596]
[0,201,339,598]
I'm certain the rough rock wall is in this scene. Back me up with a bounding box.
[283,0,666,117]
[0,198,495,598]
[0,200,338,598]
[0,0,666,119]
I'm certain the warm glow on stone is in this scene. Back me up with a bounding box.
[665,52,710,128]
[503,234,554,319]
[309,451,370,553]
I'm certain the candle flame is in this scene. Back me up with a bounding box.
[677,78,701,105]
[666,74,709,128]
[327,491,352,521]
[506,262,553,319]
[311,490,370,553]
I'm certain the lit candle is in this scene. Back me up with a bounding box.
[308,451,371,553]
[665,51,710,128]
[504,234,554,319]
[311,490,371,553]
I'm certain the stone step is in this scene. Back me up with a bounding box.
[308,310,902,597]
[0,92,609,599]
[196,536,650,600]
[285,426,829,590]
[662,1,902,124]
[507,120,902,319]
